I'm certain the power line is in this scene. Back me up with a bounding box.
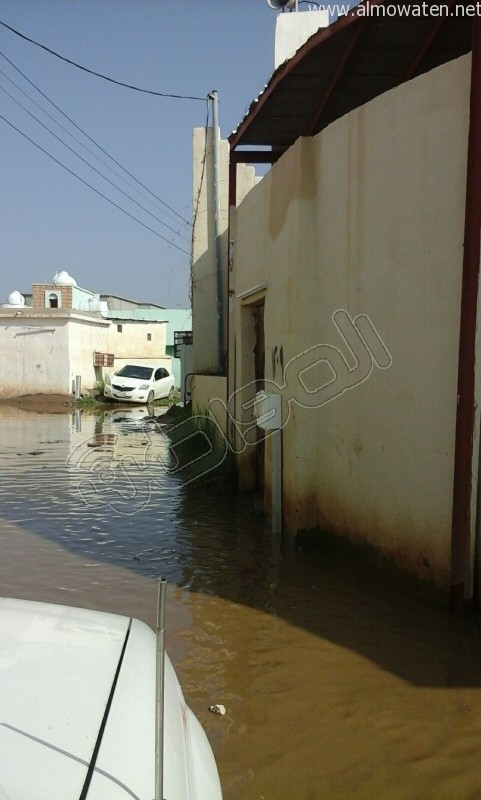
[192,104,210,253]
[0,50,191,227]
[190,101,211,305]
[0,80,190,243]
[0,111,191,256]
[0,20,206,101]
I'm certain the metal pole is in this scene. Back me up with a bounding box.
[450,17,481,615]
[210,90,224,373]
[271,428,283,540]
[155,577,167,800]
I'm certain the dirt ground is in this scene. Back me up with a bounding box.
[0,394,78,413]
[0,394,184,416]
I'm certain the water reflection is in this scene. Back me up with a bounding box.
[1,404,481,800]
[1,405,188,581]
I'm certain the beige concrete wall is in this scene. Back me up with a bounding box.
[191,125,258,378]
[104,320,170,378]
[192,374,227,418]
[231,55,471,590]
[192,128,229,374]
[107,320,167,361]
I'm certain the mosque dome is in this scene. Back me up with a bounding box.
[7,291,25,306]
[53,270,77,286]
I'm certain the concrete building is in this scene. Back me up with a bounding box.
[0,307,111,397]
[1,273,171,397]
[98,297,191,388]
[191,127,257,412]
[191,6,480,611]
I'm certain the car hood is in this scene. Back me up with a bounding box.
[0,599,130,799]
[0,598,222,800]
[111,376,148,388]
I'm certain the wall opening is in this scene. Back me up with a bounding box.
[239,297,266,493]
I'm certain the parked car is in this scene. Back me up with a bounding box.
[104,364,175,404]
[0,597,223,800]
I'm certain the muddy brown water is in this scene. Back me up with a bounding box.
[1,404,481,799]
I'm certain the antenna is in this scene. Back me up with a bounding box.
[266,0,297,9]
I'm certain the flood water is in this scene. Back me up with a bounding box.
[1,403,481,799]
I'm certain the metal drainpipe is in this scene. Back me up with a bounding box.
[450,18,481,615]
[209,90,223,373]
[183,372,194,406]
[227,156,238,444]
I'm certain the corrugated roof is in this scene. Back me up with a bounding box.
[229,1,473,153]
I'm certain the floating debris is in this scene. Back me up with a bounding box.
[208,704,226,716]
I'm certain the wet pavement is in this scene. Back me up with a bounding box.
[0,403,481,799]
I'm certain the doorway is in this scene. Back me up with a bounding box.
[253,302,265,491]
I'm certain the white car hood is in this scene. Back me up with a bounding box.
[0,599,222,800]
[111,377,146,388]
[0,599,129,799]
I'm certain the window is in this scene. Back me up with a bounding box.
[117,324,123,333]
[147,333,152,341]
[116,365,153,380]
[48,293,58,308]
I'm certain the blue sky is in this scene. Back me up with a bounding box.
[0,0,285,307]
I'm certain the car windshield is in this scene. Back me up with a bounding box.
[115,365,153,380]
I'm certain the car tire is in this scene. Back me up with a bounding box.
[168,386,174,400]
[147,390,154,403]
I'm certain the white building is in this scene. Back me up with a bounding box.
[0,272,171,397]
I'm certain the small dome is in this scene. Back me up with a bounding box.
[53,270,77,286]
[7,291,25,307]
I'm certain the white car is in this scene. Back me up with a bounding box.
[104,364,175,404]
[0,598,223,800]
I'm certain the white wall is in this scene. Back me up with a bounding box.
[67,315,111,392]
[0,311,110,396]
[274,9,329,68]
[0,314,71,396]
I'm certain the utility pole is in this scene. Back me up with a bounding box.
[209,90,224,373]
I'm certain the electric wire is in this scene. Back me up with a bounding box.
[0,81,190,243]
[191,101,210,248]
[0,112,191,256]
[0,20,206,101]
[0,50,191,227]
[190,99,210,303]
